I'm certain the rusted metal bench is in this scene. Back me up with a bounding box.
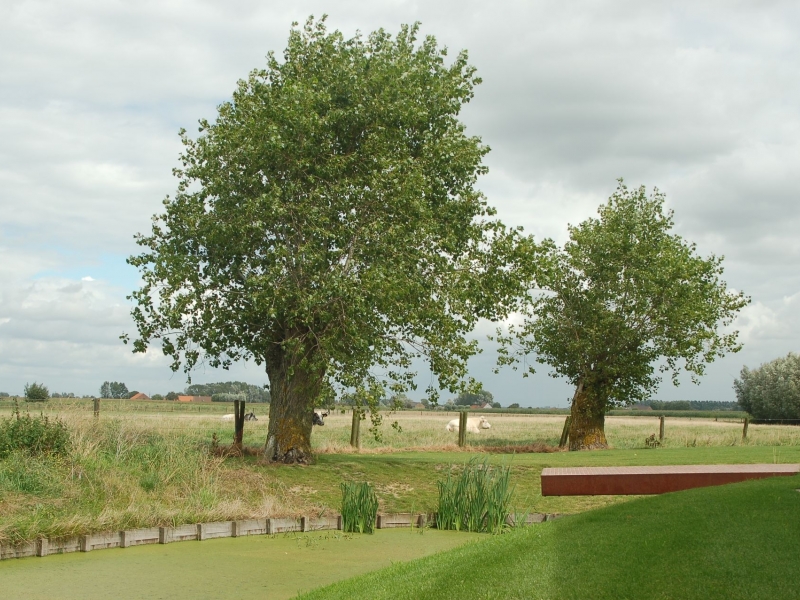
[541,464,800,496]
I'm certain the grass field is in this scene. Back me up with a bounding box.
[2,400,799,545]
[299,473,800,600]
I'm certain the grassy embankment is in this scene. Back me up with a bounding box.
[1,400,798,545]
[300,473,800,600]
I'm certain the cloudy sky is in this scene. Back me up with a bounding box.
[1,0,798,405]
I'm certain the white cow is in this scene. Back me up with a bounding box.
[221,411,257,422]
[446,416,491,434]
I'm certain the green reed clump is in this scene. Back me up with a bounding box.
[436,458,514,534]
[340,481,379,534]
[0,404,70,458]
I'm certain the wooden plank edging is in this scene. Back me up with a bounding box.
[0,511,556,561]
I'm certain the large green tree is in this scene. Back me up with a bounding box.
[499,181,748,450]
[126,18,530,463]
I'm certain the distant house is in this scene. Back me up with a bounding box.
[129,392,150,400]
[411,402,426,410]
[177,395,212,403]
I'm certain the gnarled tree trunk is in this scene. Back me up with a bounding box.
[263,341,324,464]
[568,380,608,450]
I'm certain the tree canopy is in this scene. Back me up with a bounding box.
[735,353,800,420]
[454,389,494,406]
[100,381,129,399]
[125,17,530,462]
[499,181,749,449]
[24,382,49,401]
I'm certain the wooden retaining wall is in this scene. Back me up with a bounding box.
[0,512,558,561]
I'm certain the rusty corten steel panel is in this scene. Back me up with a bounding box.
[540,464,800,496]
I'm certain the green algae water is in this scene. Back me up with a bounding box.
[0,529,481,600]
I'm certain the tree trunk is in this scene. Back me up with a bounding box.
[568,380,608,450]
[263,341,324,464]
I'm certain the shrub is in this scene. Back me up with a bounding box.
[0,408,70,458]
[165,392,178,401]
[340,482,379,534]
[436,458,514,534]
[24,382,49,402]
[151,394,164,400]
[735,353,800,420]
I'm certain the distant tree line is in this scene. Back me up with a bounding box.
[186,381,270,403]
[645,400,740,411]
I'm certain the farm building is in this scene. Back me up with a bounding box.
[129,392,150,400]
[177,395,212,403]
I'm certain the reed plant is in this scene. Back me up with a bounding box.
[436,458,513,534]
[340,482,379,534]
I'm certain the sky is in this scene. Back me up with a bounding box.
[1,1,798,405]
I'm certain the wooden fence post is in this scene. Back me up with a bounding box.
[559,416,572,448]
[350,408,361,449]
[742,417,749,440]
[458,411,467,447]
[659,416,665,442]
[93,397,100,418]
[233,399,245,450]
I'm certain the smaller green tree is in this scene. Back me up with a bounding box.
[499,181,749,450]
[24,382,49,402]
[165,391,179,401]
[735,353,800,420]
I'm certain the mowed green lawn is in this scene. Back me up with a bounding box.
[299,473,800,600]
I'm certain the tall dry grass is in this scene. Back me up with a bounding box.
[0,410,294,545]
